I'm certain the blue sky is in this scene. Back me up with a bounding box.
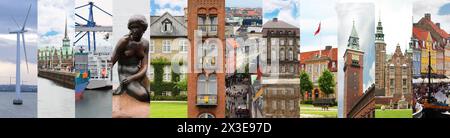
[0,0,37,34]
[150,0,186,16]
[39,0,75,48]
[226,0,262,8]
[0,0,37,84]
[263,0,300,27]
[300,0,338,52]
[414,0,450,32]
[438,3,450,15]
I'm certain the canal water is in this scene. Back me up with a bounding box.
[0,92,37,118]
[38,77,74,118]
[76,89,112,118]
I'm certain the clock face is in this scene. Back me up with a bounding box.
[352,54,359,62]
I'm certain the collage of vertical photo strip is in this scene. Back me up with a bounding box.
[0,0,449,118]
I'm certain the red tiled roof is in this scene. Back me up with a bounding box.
[299,47,338,63]
[413,27,439,49]
[247,10,257,16]
[419,17,450,39]
[413,27,428,41]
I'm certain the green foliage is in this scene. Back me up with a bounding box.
[318,69,336,98]
[301,99,313,104]
[150,57,186,97]
[150,95,187,101]
[150,81,175,96]
[299,71,313,97]
[175,77,188,91]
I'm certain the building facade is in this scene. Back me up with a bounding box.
[38,18,73,71]
[411,13,450,76]
[187,0,226,118]
[260,18,300,118]
[374,18,413,108]
[299,46,338,101]
[150,12,188,96]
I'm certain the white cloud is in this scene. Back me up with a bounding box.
[152,0,186,16]
[300,0,338,52]
[413,0,450,32]
[154,0,186,8]
[376,0,413,54]
[38,0,74,48]
[0,60,37,85]
[154,8,184,16]
[263,0,300,28]
[263,0,291,13]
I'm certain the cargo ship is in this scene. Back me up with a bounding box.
[74,46,89,101]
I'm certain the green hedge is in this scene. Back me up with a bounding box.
[151,95,187,101]
[301,100,313,104]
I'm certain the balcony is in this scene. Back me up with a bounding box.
[197,94,218,106]
[198,25,218,37]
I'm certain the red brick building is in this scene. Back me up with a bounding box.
[343,22,375,118]
[299,46,338,101]
[187,0,226,118]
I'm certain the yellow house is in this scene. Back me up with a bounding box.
[150,12,188,93]
[421,32,436,74]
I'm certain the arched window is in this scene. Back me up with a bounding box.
[197,74,207,95]
[161,19,173,33]
[279,48,285,61]
[208,74,217,95]
[198,113,215,118]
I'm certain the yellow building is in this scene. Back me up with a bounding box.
[421,32,436,74]
[150,12,188,96]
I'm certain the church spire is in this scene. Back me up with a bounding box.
[350,20,358,38]
[64,16,68,39]
[348,20,360,50]
[62,16,70,48]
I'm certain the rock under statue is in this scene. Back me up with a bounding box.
[111,14,150,102]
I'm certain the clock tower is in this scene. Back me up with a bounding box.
[343,21,364,117]
[374,17,386,90]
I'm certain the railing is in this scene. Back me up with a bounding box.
[347,84,375,118]
[197,94,218,106]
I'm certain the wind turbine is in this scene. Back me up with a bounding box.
[9,4,32,105]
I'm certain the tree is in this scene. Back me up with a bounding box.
[299,71,313,98]
[318,69,335,98]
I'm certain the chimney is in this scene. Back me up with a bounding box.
[273,18,278,22]
[325,46,332,50]
[425,13,431,21]
[436,23,440,29]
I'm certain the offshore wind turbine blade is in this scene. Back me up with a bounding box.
[11,16,21,29]
[21,33,29,73]
[22,4,32,30]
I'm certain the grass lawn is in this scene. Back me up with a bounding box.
[300,104,338,118]
[149,101,187,118]
[375,109,412,118]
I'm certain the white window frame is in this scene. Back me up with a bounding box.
[163,40,171,53]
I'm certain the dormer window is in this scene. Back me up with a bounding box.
[161,19,173,33]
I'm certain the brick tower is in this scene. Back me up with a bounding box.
[343,21,364,117]
[187,0,226,118]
